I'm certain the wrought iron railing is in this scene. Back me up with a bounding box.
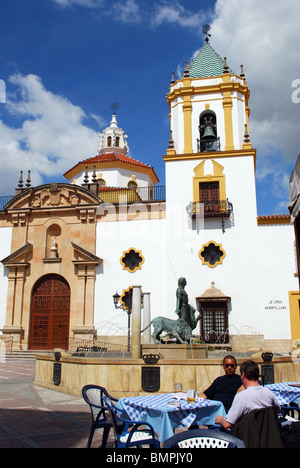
[186,199,233,218]
[68,337,127,354]
[197,137,221,153]
[98,185,166,204]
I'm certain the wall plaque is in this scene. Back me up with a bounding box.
[141,367,160,393]
[261,364,275,385]
[53,362,62,386]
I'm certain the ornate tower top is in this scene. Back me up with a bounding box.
[97,110,129,156]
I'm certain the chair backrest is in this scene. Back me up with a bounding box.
[82,385,108,423]
[163,429,246,448]
[232,406,282,448]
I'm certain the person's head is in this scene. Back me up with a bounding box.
[222,355,237,376]
[240,360,259,382]
[178,277,187,287]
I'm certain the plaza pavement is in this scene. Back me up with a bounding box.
[0,359,115,448]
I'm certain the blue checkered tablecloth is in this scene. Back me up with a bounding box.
[118,393,226,442]
[266,382,300,406]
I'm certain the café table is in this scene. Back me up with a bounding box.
[118,393,226,442]
[266,382,300,406]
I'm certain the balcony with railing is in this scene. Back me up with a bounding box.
[98,185,166,204]
[186,199,233,218]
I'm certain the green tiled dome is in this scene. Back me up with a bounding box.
[188,43,233,78]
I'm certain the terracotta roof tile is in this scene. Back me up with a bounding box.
[82,152,152,169]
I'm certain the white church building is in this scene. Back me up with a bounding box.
[0,39,299,353]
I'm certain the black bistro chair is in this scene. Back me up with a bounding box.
[102,395,160,448]
[163,428,246,448]
[82,384,118,448]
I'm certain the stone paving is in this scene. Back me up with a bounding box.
[0,359,114,448]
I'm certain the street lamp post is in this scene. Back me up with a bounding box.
[113,288,144,354]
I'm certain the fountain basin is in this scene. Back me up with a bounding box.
[34,353,300,399]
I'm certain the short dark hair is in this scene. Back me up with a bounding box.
[223,355,237,365]
[240,360,259,381]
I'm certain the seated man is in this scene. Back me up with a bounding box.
[215,360,280,429]
[201,355,243,412]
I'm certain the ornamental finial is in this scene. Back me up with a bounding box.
[110,102,120,114]
[203,24,211,43]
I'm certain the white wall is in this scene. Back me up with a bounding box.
[95,217,167,339]
[258,223,298,340]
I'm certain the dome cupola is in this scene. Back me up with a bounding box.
[97,112,129,156]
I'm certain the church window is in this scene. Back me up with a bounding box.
[116,137,120,147]
[98,178,106,187]
[107,136,112,147]
[199,241,226,268]
[120,248,145,273]
[128,180,138,190]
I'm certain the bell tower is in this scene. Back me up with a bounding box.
[166,36,252,156]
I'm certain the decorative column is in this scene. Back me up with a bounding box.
[221,72,234,151]
[142,292,151,344]
[131,285,142,359]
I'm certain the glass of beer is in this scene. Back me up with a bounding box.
[187,389,195,402]
[174,383,182,393]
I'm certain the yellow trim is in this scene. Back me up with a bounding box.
[199,241,226,268]
[163,148,256,170]
[222,74,234,151]
[120,286,132,310]
[289,291,300,341]
[120,247,145,274]
[183,101,193,154]
[193,159,226,203]
[167,77,250,106]
[257,215,291,225]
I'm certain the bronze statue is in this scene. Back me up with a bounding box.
[141,277,201,344]
[175,277,195,322]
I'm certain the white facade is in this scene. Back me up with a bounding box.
[0,40,298,352]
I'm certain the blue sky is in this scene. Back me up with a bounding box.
[0,0,299,215]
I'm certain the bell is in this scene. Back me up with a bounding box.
[202,125,216,139]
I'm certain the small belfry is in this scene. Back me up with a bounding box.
[97,105,129,156]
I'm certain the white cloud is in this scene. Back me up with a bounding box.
[209,0,300,213]
[53,0,104,7]
[0,74,101,193]
[151,1,207,29]
[111,0,142,24]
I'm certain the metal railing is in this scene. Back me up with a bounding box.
[68,337,127,355]
[98,185,166,204]
[186,199,233,218]
[197,137,221,153]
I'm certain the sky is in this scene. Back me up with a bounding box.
[0,0,299,215]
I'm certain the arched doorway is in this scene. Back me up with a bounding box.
[29,274,70,350]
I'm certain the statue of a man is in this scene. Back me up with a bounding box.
[175,277,194,323]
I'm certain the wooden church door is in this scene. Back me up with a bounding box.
[29,274,70,350]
